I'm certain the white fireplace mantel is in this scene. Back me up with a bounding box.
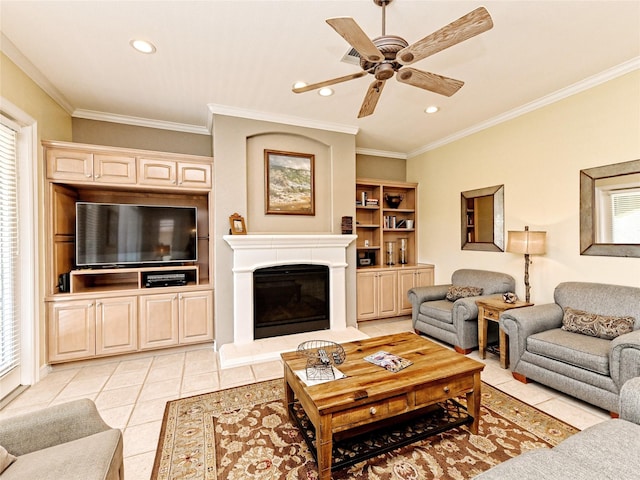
[223,234,357,344]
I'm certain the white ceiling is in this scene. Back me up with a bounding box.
[1,1,639,157]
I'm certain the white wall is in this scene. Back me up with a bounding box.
[407,71,640,304]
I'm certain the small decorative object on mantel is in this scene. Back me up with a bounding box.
[384,193,404,209]
[503,292,518,304]
[228,213,247,235]
[341,216,353,234]
[297,340,346,381]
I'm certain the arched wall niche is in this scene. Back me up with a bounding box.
[246,132,332,233]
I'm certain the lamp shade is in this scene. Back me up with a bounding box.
[507,229,547,255]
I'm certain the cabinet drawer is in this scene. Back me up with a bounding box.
[332,395,408,429]
[415,376,474,406]
[484,308,499,320]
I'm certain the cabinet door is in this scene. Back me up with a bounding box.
[179,290,214,343]
[94,154,136,184]
[356,271,378,320]
[138,158,177,187]
[139,293,179,349]
[46,149,93,181]
[48,299,95,362]
[378,270,398,317]
[397,269,417,315]
[178,162,212,189]
[415,267,434,288]
[96,296,138,355]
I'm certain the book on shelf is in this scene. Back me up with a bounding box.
[363,350,413,373]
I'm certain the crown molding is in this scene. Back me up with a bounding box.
[355,147,407,159]
[72,109,211,135]
[1,33,74,114]
[408,57,640,158]
[208,103,359,136]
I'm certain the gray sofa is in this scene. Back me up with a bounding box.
[0,398,124,480]
[408,269,515,353]
[473,376,640,479]
[502,282,640,414]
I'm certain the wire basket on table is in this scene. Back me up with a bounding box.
[297,340,346,381]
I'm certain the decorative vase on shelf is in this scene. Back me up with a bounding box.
[399,238,408,264]
[385,241,396,265]
[384,194,403,209]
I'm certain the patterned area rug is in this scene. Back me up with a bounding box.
[152,380,577,480]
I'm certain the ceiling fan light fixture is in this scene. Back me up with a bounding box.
[425,105,439,114]
[130,39,156,54]
[318,87,334,97]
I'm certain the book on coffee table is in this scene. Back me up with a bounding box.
[363,350,412,373]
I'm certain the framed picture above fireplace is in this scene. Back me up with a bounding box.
[265,149,315,216]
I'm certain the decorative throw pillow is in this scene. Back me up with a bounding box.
[445,285,484,302]
[0,445,16,474]
[562,307,635,340]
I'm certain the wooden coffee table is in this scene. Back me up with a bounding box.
[281,332,484,480]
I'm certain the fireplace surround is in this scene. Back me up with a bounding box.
[223,234,357,345]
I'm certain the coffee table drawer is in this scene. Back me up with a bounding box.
[332,395,408,428]
[415,376,474,406]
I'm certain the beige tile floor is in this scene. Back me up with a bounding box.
[0,317,610,479]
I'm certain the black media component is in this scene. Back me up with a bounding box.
[143,271,188,288]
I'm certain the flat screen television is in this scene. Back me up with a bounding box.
[76,202,197,267]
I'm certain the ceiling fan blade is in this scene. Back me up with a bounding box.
[358,80,386,118]
[326,17,385,63]
[396,68,464,97]
[292,71,367,93]
[397,7,493,65]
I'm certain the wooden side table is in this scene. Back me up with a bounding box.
[476,297,533,368]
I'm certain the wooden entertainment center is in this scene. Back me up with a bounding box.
[43,140,214,363]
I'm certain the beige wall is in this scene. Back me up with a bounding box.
[356,154,406,181]
[407,71,640,304]
[1,53,73,370]
[213,115,357,346]
[73,118,212,156]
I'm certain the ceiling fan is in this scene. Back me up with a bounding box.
[292,0,493,118]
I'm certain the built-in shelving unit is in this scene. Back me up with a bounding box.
[355,178,434,321]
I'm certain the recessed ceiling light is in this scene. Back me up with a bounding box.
[130,39,156,54]
[293,81,307,89]
[318,88,334,97]
[425,106,439,114]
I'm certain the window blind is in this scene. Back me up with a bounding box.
[611,190,640,243]
[0,121,19,377]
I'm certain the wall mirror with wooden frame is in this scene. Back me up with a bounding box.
[580,159,640,257]
[461,184,504,252]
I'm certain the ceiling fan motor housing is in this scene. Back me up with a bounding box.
[360,35,409,79]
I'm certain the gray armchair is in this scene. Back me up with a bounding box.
[0,398,124,480]
[408,269,515,353]
[502,282,640,414]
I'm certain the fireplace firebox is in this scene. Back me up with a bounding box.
[253,264,330,339]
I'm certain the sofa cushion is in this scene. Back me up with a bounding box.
[445,285,483,302]
[0,445,16,474]
[527,328,610,375]
[0,429,122,480]
[419,299,454,324]
[562,307,634,340]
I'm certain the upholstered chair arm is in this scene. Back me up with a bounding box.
[619,376,640,425]
[501,303,563,369]
[0,399,111,456]
[407,284,451,306]
[609,329,640,389]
